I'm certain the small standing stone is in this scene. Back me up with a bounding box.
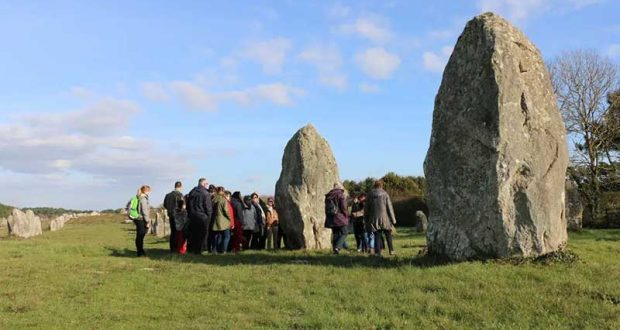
[415,211,428,233]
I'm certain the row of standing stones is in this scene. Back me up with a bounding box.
[0,209,101,238]
[274,13,578,261]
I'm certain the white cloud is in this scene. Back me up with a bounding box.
[171,81,219,111]
[171,81,305,111]
[355,47,401,80]
[422,46,453,73]
[0,98,194,187]
[299,43,348,90]
[338,17,392,44]
[477,0,602,23]
[359,83,380,93]
[20,98,141,136]
[241,38,292,74]
[608,44,620,58]
[141,82,169,102]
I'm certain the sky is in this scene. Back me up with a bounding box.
[0,0,619,210]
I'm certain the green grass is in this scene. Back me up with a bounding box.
[0,215,619,329]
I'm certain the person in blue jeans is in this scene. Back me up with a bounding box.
[324,182,349,254]
[364,180,397,257]
[211,187,233,254]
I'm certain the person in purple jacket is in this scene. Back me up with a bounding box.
[324,182,349,254]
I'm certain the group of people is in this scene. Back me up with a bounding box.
[324,180,397,257]
[129,178,397,258]
[129,179,281,257]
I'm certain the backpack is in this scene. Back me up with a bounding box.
[325,195,339,216]
[127,196,140,220]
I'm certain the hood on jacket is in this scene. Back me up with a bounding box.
[326,188,345,199]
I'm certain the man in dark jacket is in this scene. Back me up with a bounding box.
[163,181,184,253]
[364,180,397,257]
[186,178,213,254]
[324,182,349,254]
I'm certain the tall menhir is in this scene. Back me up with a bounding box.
[424,13,569,261]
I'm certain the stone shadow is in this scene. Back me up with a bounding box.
[105,246,451,269]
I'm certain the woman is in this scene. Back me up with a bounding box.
[135,185,151,257]
[230,191,245,253]
[211,187,232,254]
[265,197,279,250]
[173,198,189,255]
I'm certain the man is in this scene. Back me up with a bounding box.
[324,182,349,254]
[163,181,184,253]
[351,193,368,253]
[364,180,397,257]
[186,178,213,254]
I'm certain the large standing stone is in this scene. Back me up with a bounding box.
[415,211,428,233]
[424,13,569,261]
[565,179,583,231]
[275,124,340,249]
[7,209,43,238]
[0,218,7,228]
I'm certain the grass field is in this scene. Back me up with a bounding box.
[0,215,619,329]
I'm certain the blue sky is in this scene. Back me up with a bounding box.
[0,0,619,210]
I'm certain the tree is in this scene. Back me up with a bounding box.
[548,49,620,223]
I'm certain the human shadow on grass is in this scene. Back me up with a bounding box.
[105,246,451,269]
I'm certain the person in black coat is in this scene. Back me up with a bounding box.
[163,181,184,252]
[186,178,213,254]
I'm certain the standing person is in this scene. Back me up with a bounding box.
[265,197,280,250]
[173,198,189,255]
[134,185,152,257]
[365,180,397,257]
[251,193,266,249]
[204,184,217,252]
[230,191,245,253]
[351,193,368,252]
[163,181,184,253]
[211,187,232,254]
[186,178,213,254]
[242,196,258,249]
[324,182,349,254]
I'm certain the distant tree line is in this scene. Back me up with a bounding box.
[0,203,12,219]
[343,172,426,198]
[0,203,92,220]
